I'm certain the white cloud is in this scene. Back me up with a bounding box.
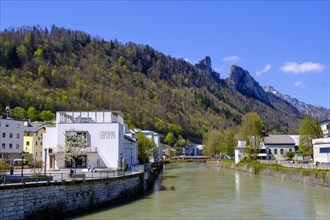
[223,56,241,63]
[280,61,324,74]
[293,81,306,88]
[256,64,271,76]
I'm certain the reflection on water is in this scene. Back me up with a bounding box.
[72,162,330,220]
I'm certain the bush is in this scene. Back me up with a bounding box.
[0,161,10,174]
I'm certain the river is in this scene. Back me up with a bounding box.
[72,162,330,219]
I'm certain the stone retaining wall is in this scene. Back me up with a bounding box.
[217,162,330,188]
[0,173,145,219]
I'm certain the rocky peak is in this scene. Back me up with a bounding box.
[228,65,271,105]
[195,56,220,80]
[195,56,212,75]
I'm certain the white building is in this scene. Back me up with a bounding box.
[0,118,24,159]
[135,129,161,162]
[43,111,138,170]
[312,137,330,164]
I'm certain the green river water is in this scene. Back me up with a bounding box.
[72,162,330,220]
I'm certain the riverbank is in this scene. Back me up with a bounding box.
[214,161,330,188]
[0,165,163,219]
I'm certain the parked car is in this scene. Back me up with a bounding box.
[302,160,309,164]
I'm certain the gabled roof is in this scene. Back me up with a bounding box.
[264,135,295,145]
[24,126,45,133]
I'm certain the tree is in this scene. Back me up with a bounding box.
[286,151,295,160]
[39,110,55,121]
[222,128,237,156]
[164,132,176,146]
[10,106,26,120]
[203,129,222,156]
[27,107,38,121]
[239,112,263,159]
[137,132,156,164]
[58,130,88,174]
[299,117,322,158]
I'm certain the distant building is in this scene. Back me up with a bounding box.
[43,111,138,170]
[183,144,204,156]
[263,135,297,161]
[234,135,299,163]
[312,137,330,164]
[23,125,46,162]
[0,118,24,159]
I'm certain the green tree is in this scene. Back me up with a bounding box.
[299,117,322,158]
[27,107,38,121]
[222,128,237,156]
[39,110,55,121]
[167,123,182,136]
[137,132,156,164]
[286,151,295,160]
[203,129,222,156]
[164,132,176,146]
[10,106,26,120]
[239,112,263,159]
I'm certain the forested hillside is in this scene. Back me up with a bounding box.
[0,26,301,142]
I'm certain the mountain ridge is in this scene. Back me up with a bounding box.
[0,25,327,142]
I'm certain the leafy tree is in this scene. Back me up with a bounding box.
[167,123,182,136]
[10,106,26,120]
[39,110,55,121]
[203,129,222,156]
[137,132,156,164]
[164,132,176,146]
[27,107,38,121]
[299,117,322,157]
[239,112,263,159]
[222,128,237,156]
[286,151,295,160]
[58,130,88,174]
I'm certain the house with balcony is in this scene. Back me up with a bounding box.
[43,111,138,170]
[312,120,330,164]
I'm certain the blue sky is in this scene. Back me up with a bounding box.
[1,1,329,108]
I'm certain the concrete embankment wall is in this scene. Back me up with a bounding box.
[0,173,147,219]
[216,162,330,188]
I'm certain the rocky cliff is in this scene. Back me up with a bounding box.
[227,65,271,105]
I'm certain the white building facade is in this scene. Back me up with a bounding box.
[0,118,24,159]
[312,138,330,164]
[43,112,138,170]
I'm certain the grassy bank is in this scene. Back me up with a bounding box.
[218,160,330,188]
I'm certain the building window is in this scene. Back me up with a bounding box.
[17,124,20,128]
[36,141,38,146]
[2,143,5,149]
[9,133,13,138]
[269,149,272,154]
[320,147,330,153]
[9,143,12,149]
[280,149,284,155]
[5,123,9,127]
[289,149,292,152]
[274,149,277,155]
[17,133,20,139]
[2,132,5,138]
[26,141,30,146]
[41,142,43,146]
[16,144,19,149]
[35,152,37,156]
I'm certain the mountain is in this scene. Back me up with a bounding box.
[263,86,330,121]
[227,65,271,105]
[0,26,313,142]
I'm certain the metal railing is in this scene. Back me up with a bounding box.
[0,164,148,186]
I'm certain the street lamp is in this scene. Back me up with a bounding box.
[120,153,123,173]
[21,151,25,177]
